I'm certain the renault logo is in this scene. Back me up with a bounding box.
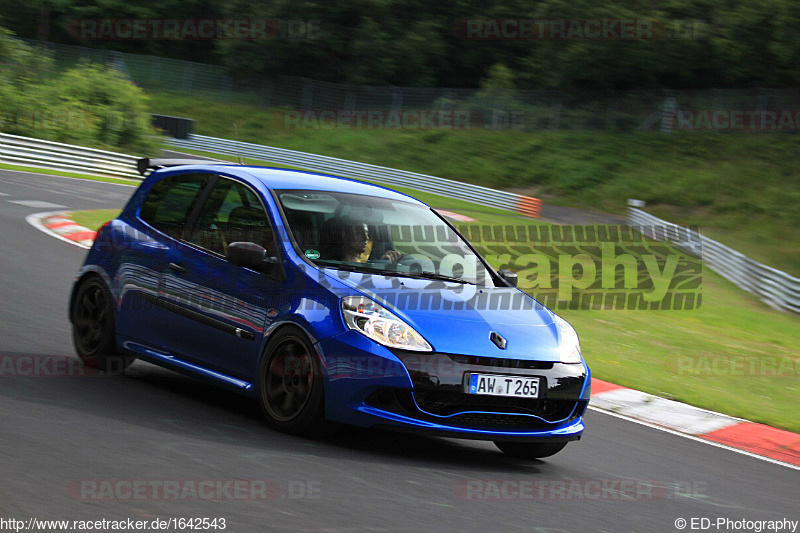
[490,332,507,350]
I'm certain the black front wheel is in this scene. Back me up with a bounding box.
[494,441,568,459]
[258,326,327,436]
[70,276,133,372]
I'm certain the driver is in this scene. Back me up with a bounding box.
[321,216,401,263]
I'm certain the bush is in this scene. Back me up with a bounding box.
[0,29,161,154]
[39,62,161,153]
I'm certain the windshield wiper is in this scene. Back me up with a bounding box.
[316,261,474,284]
[395,271,474,285]
[316,261,390,276]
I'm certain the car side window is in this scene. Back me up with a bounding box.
[188,177,277,257]
[139,174,210,240]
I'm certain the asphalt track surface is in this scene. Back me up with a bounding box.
[0,170,797,533]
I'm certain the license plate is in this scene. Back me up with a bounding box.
[467,373,540,398]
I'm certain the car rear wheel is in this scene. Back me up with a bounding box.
[494,441,568,459]
[71,276,133,372]
[258,326,327,436]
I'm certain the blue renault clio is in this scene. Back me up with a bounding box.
[69,160,590,459]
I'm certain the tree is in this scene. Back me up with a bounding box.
[1,28,160,153]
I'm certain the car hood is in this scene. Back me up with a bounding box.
[325,270,561,360]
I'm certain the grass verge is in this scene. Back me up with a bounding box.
[69,209,121,232]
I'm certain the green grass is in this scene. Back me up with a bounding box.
[148,91,800,276]
[69,209,120,231]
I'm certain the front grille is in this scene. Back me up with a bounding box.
[365,388,583,431]
[392,350,555,370]
[445,413,551,430]
[442,354,554,370]
[413,389,576,421]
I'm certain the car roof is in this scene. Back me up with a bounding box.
[155,164,427,206]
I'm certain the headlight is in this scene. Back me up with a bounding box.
[341,296,432,352]
[555,315,582,364]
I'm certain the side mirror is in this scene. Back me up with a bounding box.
[497,268,518,287]
[226,242,279,274]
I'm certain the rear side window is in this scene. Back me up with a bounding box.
[139,174,210,240]
[188,177,277,256]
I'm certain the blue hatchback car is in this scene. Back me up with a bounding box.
[69,160,590,459]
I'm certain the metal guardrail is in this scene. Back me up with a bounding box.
[628,205,800,315]
[166,134,542,217]
[0,133,142,180]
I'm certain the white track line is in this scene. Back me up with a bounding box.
[9,200,67,208]
[588,405,800,471]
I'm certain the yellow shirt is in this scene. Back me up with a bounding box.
[358,238,373,262]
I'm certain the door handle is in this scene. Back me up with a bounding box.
[168,262,187,273]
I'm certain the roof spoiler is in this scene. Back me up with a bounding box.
[136,157,229,176]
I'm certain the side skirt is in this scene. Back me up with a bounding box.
[121,340,254,392]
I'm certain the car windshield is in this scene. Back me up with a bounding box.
[278,190,497,286]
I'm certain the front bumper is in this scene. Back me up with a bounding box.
[318,331,590,441]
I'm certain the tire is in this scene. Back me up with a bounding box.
[257,326,327,436]
[494,441,568,459]
[70,276,133,372]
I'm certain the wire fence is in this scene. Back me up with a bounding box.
[22,38,800,132]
